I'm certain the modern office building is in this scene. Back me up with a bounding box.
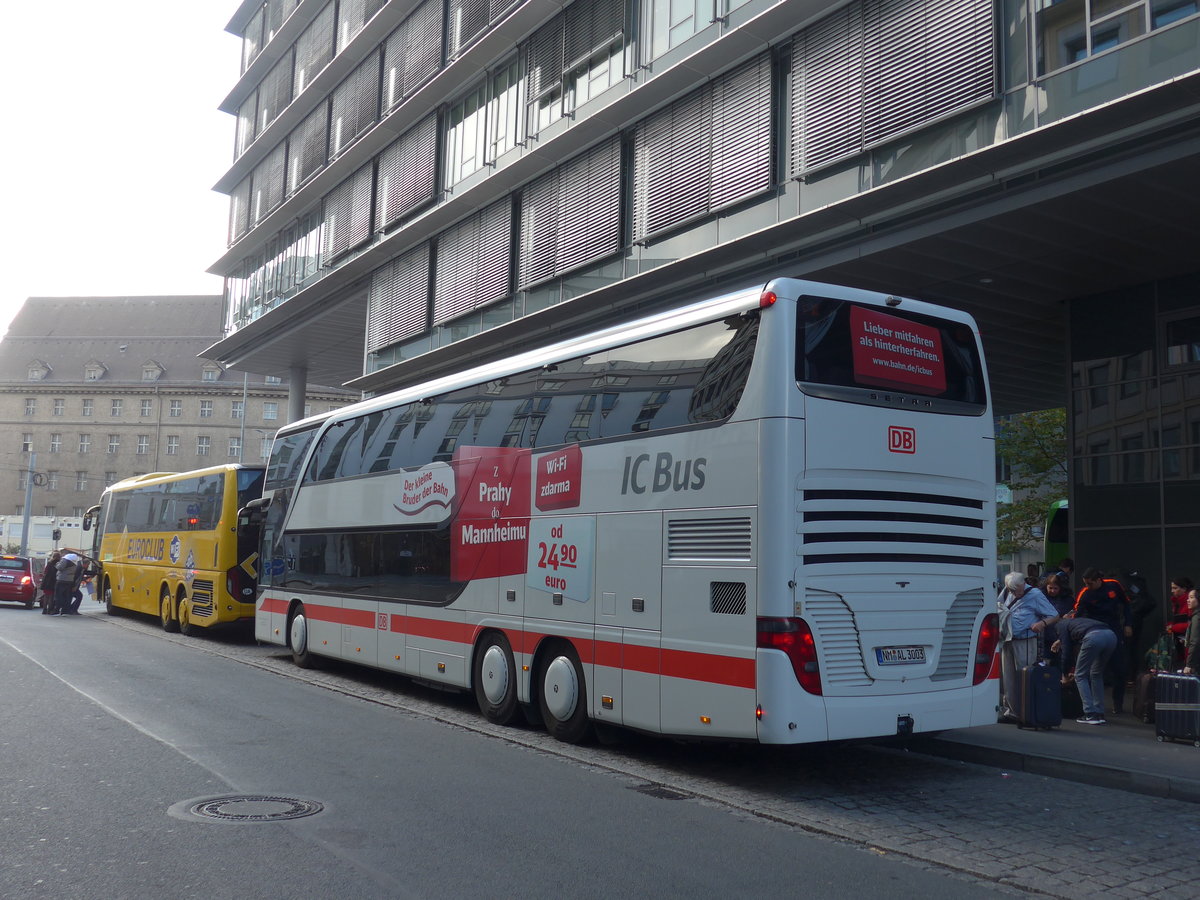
[0,295,356,517]
[206,1,1200,593]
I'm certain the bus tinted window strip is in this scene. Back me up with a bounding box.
[802,489,985,508]
[802,532,986,547]
[803,510,984,528]
[802,553,986,566]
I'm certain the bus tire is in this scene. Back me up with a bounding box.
[473,631,519,726]
[104,579,117,616]
[160,587,180,633]
[178,592,197,637]
[289,604,317,669]
[537,643,592,744]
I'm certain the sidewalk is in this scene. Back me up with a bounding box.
[911,696,1200,804]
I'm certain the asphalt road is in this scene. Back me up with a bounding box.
[0,604,1015,900]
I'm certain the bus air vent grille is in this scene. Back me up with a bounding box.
[930,588,985,681]
[667,517,752,560]
[710,582,747,615]
[800,488,986,568]
[191,580,215,616]
[803,592,871,686]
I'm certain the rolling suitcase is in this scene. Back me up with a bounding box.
[1132,672,1157,724]
[1017,663,1063,729]
[1154,673,1200,747]
[1061,678,1084,720]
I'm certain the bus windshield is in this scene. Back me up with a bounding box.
[796,295,986,414]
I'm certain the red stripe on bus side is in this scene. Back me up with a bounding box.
[261,596,288,614]
[279,606,755,690]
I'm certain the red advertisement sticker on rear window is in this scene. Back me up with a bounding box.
[850,306,947,395]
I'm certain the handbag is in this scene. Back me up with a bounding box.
[1145,633,1176,672]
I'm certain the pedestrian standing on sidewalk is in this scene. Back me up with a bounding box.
[998,571,1061,722]
[1073,568,1133,714]
[1183,589,1200,675]
[1040,574,1073,659]
[51,551,82,616]
[1053,613,1118,725]
[39,551,60,615]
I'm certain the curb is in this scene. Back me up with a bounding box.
[908,735,1200,805]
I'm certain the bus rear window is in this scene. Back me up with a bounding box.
[796,297,986,414]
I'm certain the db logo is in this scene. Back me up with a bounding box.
[888,426,916,454]
[377,613,389,631]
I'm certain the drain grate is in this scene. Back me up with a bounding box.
[631,783,691,800]
[170,794,325,824]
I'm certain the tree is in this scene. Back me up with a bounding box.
[995,408,1067,559]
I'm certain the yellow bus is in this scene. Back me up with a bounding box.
[88,464,266,634]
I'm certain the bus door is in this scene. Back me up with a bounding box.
[594,512,662,731]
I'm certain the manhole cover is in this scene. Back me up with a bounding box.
[169,794,325,824]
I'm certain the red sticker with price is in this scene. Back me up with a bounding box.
[449,445,531,582]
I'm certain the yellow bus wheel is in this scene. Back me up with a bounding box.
[160,587,180,634]
[179,594,196,637]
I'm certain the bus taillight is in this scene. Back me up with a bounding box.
[973,613,999,685]
[757,617,822,695]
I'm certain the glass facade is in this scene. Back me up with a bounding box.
[1068,270,1200,604]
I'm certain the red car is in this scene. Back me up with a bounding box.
[0,556,38,609]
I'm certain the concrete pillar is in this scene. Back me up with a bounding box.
[288,366,307,424]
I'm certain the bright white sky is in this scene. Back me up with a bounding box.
[1,2,242,336]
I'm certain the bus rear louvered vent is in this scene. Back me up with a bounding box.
[710,582,747,615]
[191,580,215,616]
[802,488,986,567]
[931,588,985,681]
[667,517,752,560]
[804,592,871,686]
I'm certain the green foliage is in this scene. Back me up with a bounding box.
[995,408,1067,558]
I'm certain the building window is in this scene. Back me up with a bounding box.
[85,363,105,381]
[260,436,272,460]
[321,164,373,263]
[107,434,120,454]
[111,398,123,416]
[166,436,180,456]
[197,436,211,456]
[200,400,214,418]
[49,433,62,453]
[43,506,56,517]
[265,375,282,384]
[136,435,149,455]
[263,401,279,421]
[432,199,512,325]
[72,507,84,517]
[203,365,222,381]
[444,82,490,187]
[229,436,243,458]
[78,434,91,453]
[81,398,93,417]
[169,399,182,417]
[633,54,773,240]
[105,472,117,487]
[21,434,32,453]
[46,471,58,490]
[18,472,27,490]
[75,472,88,491]
[142,364,162,382]
[24,398,35,415]
[53,398,65,416]
[1033,0,1192,75]
[140,399,153,417]
[232,400,244,419]
[366,243,432,353]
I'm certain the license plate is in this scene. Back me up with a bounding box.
[0,576,13,583]
[876,645,926,665]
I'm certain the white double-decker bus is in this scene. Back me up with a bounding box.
[252,278,999,744]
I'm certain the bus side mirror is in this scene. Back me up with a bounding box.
[81,516,91,532]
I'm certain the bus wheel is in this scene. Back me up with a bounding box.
[160,587,180,633]
[473,632,518,725]
[289,604,317,669]
[104,579,117,616]
[178,593,197,637]
[537,643,592,744]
